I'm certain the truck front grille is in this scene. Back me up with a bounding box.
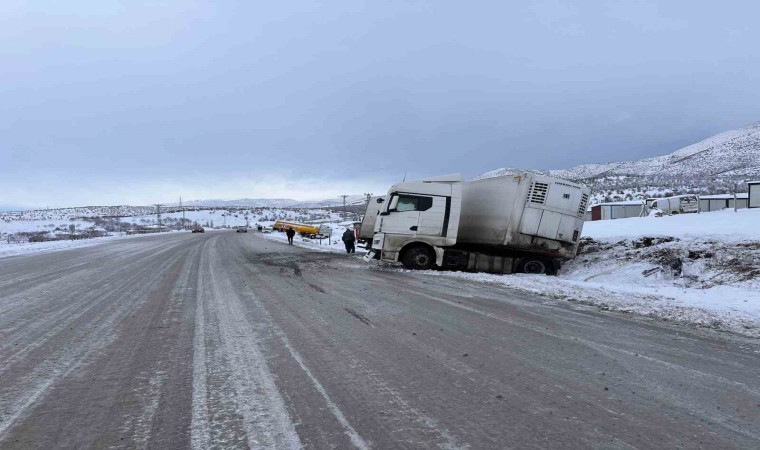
[527,182,549,205]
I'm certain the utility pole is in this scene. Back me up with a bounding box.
[340,195,349,221]
[180,196,186,230]
[154,204,162,228]
[734,182,738,213]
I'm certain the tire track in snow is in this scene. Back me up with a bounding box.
[268,305,459,449]
[0,237,197,369]
[0,250,188,441]
[191,237,301,449]
[248,263,467,449]
[121,241,205,447]
[409,288,760,442]
[229,235,371,448]
[190,240,211,450]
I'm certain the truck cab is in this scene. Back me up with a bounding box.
[364,174,462,269]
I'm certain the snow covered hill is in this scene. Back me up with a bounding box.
[177,195,367,209]
[180,198,301,208]
[553,122,760,181]
[480,122,760,197]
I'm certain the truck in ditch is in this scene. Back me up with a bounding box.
[363,173,590,275]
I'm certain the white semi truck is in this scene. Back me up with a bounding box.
[363,173,590,275]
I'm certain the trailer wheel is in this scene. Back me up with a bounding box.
[516,257,553,275]
[401,246,434,270]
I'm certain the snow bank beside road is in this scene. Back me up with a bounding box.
[0,232,135,259]
[582,208,758,242]
[409,208,760,338]
[258,225,359,255]
[0,231,191,259]
[555,211,760,336]
[419,268,760,338]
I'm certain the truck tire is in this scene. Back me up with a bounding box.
[516,257,553,275]
[401,246,434,270]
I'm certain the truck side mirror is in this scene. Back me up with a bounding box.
[376,198,384,203]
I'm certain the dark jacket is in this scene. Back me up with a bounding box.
[341,229,355,242]
[286,228,296,237]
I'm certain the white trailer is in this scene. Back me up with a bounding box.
[357,195,386,246]
[364,173,590,275]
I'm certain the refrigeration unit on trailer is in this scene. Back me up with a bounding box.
[364,173,590,275]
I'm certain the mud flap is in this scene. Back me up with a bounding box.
[363,250,377,262]
[434,247,445,267]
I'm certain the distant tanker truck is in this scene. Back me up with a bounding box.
[363,173,590,275]
[272,220,331,238]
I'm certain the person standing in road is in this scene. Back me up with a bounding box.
[342,228,356,254]
[286,227,296,245]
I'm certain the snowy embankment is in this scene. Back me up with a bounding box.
[0,231,181,259]
[424,209,760,338]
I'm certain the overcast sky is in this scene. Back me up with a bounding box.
[1,1,759,208]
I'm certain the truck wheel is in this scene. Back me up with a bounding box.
[516,257,552,275]
[401,246,434,270]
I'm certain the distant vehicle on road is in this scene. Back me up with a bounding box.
[646,195,699,215]
[236,226,248,233]
[192,227,205,233]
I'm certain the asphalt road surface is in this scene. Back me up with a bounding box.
[1,231,759,449]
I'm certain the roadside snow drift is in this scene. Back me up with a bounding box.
[415,209,760,338]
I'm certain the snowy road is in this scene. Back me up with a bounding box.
[1,231,759,449]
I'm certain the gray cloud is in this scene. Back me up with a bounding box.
[1,0,759,207]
